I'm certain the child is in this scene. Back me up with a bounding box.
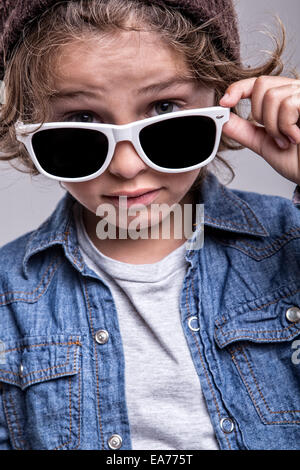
[0,0,300,451]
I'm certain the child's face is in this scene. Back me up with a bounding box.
[49,30,214,229]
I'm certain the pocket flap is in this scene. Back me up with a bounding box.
[214,287,300,348]
[0,335,82,390]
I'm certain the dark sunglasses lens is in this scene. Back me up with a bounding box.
[32,128,109,178]
[139,116,216,169]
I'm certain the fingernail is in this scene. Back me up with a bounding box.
[288,136,297,145]
[275,138,288,149]
[221,93,230,102]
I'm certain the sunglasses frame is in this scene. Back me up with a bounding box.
[15,106,230,183]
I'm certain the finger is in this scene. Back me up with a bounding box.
[220,76,299,124]
[262,84,300,148]
[222,111,266,156]
[219,77,257,107]
[278,93,300,144]
[223,112,300,184]
[251,77,299,124]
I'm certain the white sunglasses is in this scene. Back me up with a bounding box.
[15,106,230,183]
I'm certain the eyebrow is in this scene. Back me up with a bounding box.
[51,89,99,101]
[136,76,196,96]
[51,76,196,101]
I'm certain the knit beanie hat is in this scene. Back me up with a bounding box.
[0,0,240,80]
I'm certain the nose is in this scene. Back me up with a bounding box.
[108,140,148,179]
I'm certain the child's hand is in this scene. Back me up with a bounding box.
[220,76,300,185]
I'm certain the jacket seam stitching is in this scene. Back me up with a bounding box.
[2,388,28,449]
[239,346,300,414]
[229,347,268,424]
[0,255,62,300]
[234,227,300,251]
[0,340,82,353]
[205,216,263,234]
[204,185,267,234]
[216,285,300,330]
[221,184,267,232]
[219,332,300,348]
[0,342,70,378]
[23,199,73,272]
[230,346,300,424]
[219,227,300,254]
[0,342,81,386]
[2,339,81,450]
[0,369,78,388]
[53,342,81,450]
[187,274,232,449]
[82,278,105,450]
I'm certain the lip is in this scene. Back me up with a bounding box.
[104,188,162,208]
[106,188,160,198]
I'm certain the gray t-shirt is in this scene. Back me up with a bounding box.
[73,202,218,450]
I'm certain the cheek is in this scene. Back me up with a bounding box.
[63,182,89,199]
[63,173,106,195]
[167,169,201,196]
[63,181,101,212]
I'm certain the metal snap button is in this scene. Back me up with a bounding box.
[19,364,24,376]
[286,307,300,324]
[108,434,122,450]
[95,329,109,345]
[220,417,234,434]
[188,316,200,332]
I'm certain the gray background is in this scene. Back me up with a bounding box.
[0,0,300,247]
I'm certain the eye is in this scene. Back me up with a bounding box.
[66,112,96,123]
[154,101,180,115]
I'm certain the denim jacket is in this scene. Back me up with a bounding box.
[1,171,300,451]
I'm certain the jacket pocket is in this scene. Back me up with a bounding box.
[214,286,300,425]
[0,334,82,450]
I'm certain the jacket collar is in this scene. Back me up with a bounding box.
[197,171,269,237]
[22,171,269,277]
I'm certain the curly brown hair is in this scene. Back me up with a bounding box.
[0,0,287,191]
